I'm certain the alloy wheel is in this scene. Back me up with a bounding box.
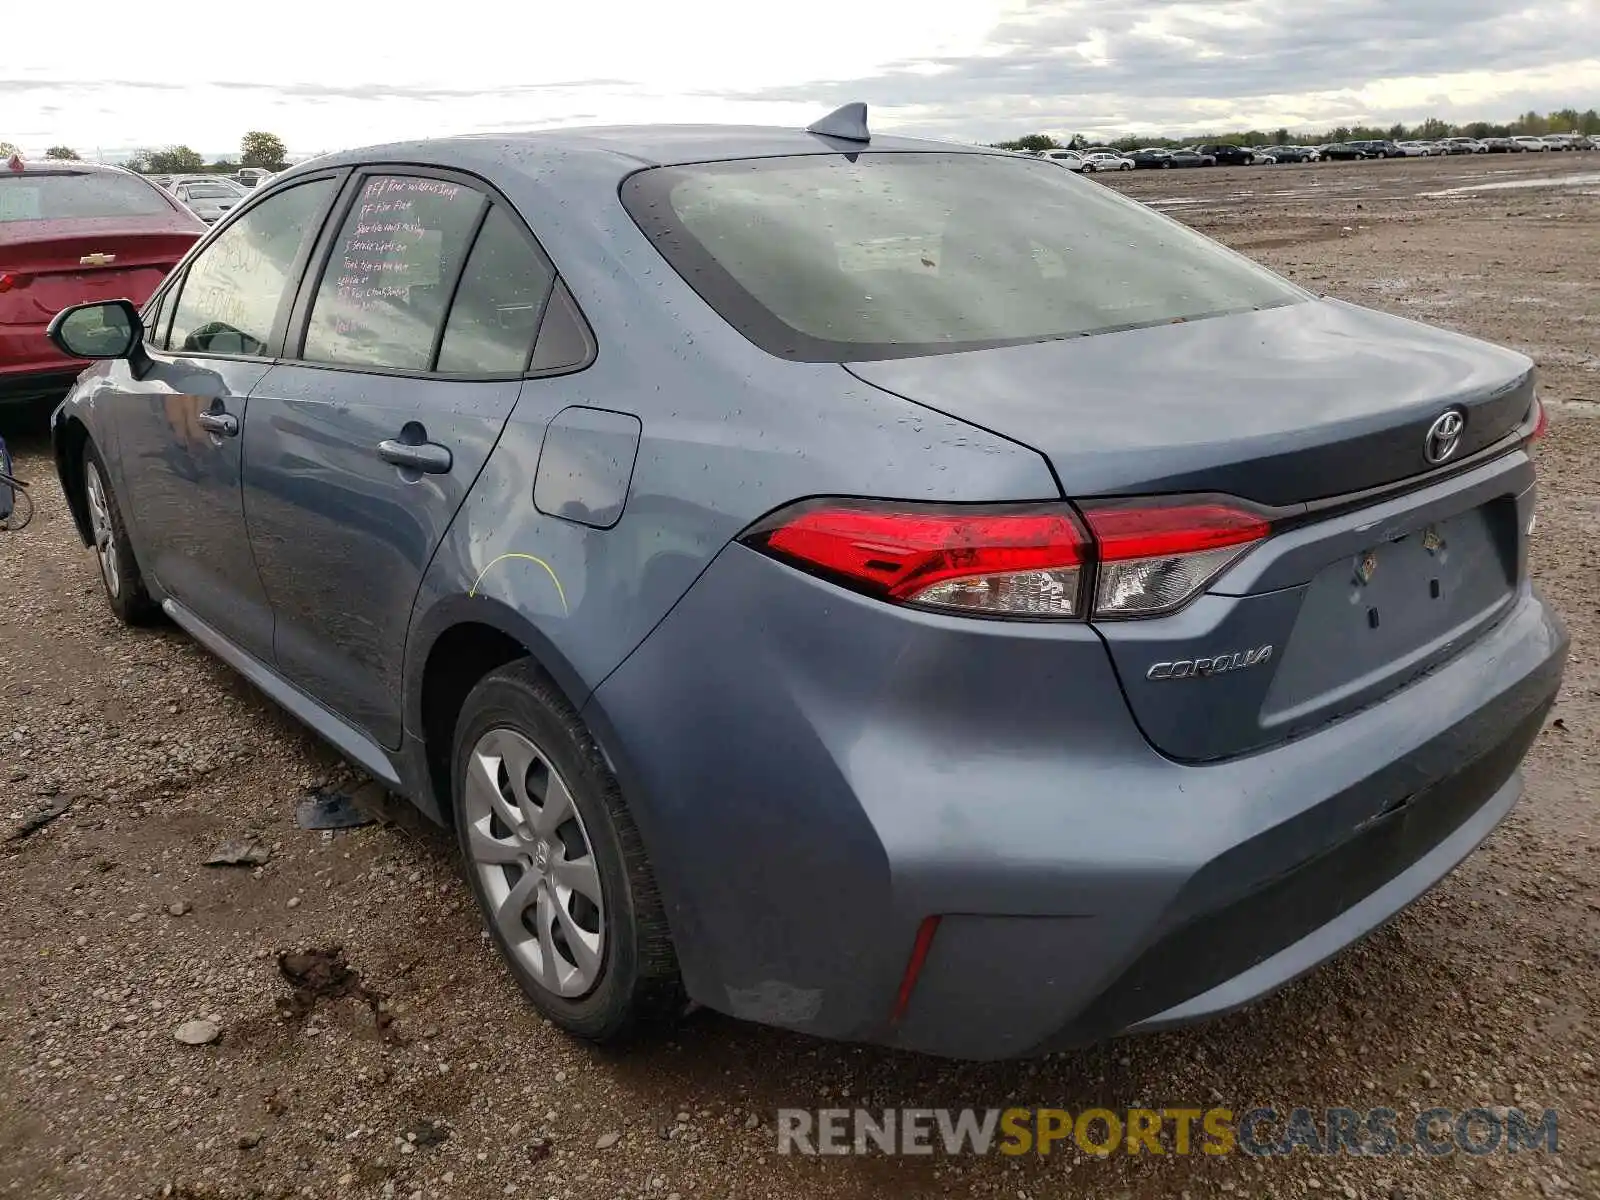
[84,462,120,599]
[463,727,605,997]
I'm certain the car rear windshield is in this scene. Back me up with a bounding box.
[622,152,1304,362]
[182,184,235,199]
[0,172,172,223]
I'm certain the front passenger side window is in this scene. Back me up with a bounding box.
[166,178,334,357]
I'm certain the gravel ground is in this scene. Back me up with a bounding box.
[2,152,1597,1200]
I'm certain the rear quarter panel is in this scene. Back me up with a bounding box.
[404,147,1060,719]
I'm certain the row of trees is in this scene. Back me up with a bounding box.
[0,132,288,174]
[994,107,1600,154]
[125,132,288,175]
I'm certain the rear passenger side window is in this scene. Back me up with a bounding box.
[436,206,554,374]
[301,175,485,371]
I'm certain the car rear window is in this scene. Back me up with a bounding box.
[622,152,1304,362]
[0,172,172,223]
[182,184,236,199]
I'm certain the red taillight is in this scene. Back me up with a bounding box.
[1082,499,1271,618]
[1528,394,1548,444]
[747,501,1090,617]
[743,495,1272,621]
[1082,502,1270,560]
[0,272,17,293]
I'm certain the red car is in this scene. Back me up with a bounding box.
[1,155,204,409]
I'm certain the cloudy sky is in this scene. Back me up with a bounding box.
[6,0,1597,158]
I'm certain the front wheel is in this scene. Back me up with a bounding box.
[82,443,159,626]
[452,660,682,1042]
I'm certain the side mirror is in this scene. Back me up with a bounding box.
[46,299,142,361]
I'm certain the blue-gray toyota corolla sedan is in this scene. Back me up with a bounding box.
[46,106,1566,1060]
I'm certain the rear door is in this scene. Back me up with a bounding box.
[243,169,553,748]
[105,174,341,663]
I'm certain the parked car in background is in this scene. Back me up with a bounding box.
[1394,141,1437,156]
[1128,148,1175,169]
[1540,135,1579,151]
[1038,149,1087,172]
[1322,142,1371,161]
[1165,148,1216,167]
[1265,145,1321,163]
[1083,151,1134,172]
[1196,143,1256,166]
[1,157,203,409]
[234,167,275,188]
[1444,138,1489,155]
[1511,136,1549,152]
[1482,137,1522,153]
[43,112,1564,1060]
[171,176,247,224]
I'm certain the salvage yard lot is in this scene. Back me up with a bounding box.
[2,151,1597,1200]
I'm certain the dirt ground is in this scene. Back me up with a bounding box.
[1,152,1597,1200]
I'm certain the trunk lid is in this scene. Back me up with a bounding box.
[0,219,197,327]
[844,298,1535,508]
[847,298,1538,761]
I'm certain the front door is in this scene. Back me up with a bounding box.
[107,176,339,662]
[243,174,554,747]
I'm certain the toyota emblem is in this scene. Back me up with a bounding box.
[1424,409,1466,465]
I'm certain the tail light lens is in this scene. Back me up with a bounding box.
[741,496,1271,620]
[0,272,19,293]
[743,501,1090,617]
[1527,393,1548,444]
[1081,500,1271,618]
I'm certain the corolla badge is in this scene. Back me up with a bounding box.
[1424,408,1466,465]
[1146,645,1274,681]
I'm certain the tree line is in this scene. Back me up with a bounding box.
[993,107,1600,153]
[0,132,289,174]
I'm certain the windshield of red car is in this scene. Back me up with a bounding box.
[0,172,173,223]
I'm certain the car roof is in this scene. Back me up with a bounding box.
[293,124,986,178]
[253,119,1012,305]
[4,158,145,177]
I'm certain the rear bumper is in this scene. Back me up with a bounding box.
[1,325,84,405]
[588,548,1566,1060]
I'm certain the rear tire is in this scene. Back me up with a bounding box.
[82,442,159,626]
[452,660,682,1043]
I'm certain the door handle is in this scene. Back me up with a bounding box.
[196,410,238,437]
[377,438,452,474]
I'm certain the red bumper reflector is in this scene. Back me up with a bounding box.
[890,916,942,1024]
